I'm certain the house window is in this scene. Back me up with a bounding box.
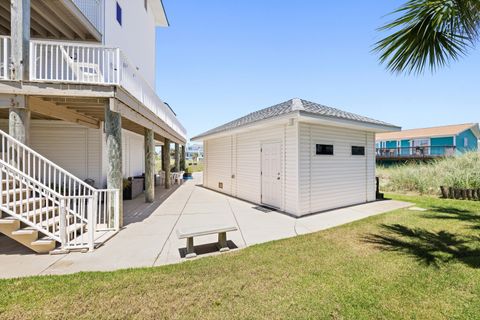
[352,146,365,156]
[316,144,334,155]
[116,2,122,26]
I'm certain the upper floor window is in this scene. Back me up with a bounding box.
[116,2,122,26]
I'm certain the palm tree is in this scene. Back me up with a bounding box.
[375,0,480,74]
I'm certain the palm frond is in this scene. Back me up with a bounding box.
[374,0,480,74]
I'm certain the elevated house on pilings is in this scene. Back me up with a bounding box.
[0,0,187,253]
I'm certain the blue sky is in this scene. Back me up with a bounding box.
[156,1,480,140]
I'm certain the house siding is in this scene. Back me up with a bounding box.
[203,123,299,214]
[298,123,375,215]
[456,129,478,154]
[0,120,103,187]
[431,136,454,155]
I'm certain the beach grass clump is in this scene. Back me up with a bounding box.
[377,152,480,195]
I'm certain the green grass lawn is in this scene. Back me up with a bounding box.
[1,195,480,319]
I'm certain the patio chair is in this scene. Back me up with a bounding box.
[60,46,104,83]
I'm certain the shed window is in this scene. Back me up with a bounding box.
[316,144,334,155]
[352,146,365,156]
[116,2,122,26]
[464,137,469,147]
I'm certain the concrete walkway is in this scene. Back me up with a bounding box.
[0,173,412,279]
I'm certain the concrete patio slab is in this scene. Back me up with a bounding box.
[0,172,412,279]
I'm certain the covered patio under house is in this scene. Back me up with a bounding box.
[0,0,187,254]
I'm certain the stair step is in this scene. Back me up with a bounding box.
[8,197,46,211]
[20,206,59,222]
[0,217,18,224]
[30,238,56,252]
[1,189,29,202]
[11,228,38,236]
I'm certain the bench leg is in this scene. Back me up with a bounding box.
[218,232,229,252]
[185,237,197,259]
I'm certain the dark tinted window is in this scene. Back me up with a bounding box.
[352,146,365,156]
[316,144,334,155]
[116,2,122,26]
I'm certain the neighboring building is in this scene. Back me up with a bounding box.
[0,1,186,253]
[192,99,399,217]
[376,123,480,160]
[185,143,204,160]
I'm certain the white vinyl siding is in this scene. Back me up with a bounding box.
[298,122,374,215]
[0,120,103,187]
[203,136,232,193]
[203,123,296,213]
[202,119,376,217]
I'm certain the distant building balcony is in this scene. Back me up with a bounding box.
[376,146,456,160]
[0,36,186,140]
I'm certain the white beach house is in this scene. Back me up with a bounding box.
[192,99,400,217]
[0,1,186,253]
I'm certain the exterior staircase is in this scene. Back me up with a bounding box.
[0,129,120,254]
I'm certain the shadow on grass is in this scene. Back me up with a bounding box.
[364,224,480,268]
[424,206,480,230]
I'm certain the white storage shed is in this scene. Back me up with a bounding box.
[192,99,400,217]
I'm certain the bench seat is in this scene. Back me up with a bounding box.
[176,224,238,258]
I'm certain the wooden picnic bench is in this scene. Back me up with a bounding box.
[176,225,238,258]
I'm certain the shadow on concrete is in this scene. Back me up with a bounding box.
[123,184,180,226]
[364,223,480,268]
[178,240,238,258]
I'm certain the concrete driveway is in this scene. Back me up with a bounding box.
[0,173,412,279]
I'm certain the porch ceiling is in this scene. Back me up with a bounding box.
[0,95,169,144]
[0,0,101,41]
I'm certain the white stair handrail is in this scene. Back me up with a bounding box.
[0,158,93,245]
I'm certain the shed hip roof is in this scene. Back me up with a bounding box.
[376,123,480,141]
[192,98,399,140]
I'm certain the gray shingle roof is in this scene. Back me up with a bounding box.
[192,99,398,140]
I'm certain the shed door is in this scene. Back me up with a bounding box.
[261,142,281,208]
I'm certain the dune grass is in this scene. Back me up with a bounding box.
[1,194,480,319]
[378,152,480,195]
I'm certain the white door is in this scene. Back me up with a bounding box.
[261,142,282,208]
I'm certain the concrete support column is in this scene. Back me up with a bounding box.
[11,0,30,81]
[105,105,123,227]
[144,128,155,203]
[174,143,180,172]
[180,145,186,171]
[9,95,30,145]
[163,138,171,189]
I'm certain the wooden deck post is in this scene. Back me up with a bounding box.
[144,128,155,203]
[11,0,30,81]
[180,145,186,171]
[105,104,124,227]
[174,143,180,172]
[9,95,30,145]
[163,138,171,189]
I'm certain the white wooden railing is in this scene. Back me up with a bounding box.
[0,129,119,250]
[0,36,10,80]
[72,0,103,34]
[30,40,187,140]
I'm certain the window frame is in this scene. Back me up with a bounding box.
[351,145,366,156]
[315,144,334,156]
[116,2,122,26]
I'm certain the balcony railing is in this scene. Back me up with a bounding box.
[376,146,456,159]
[29,40,186,139]
[71,0,103,34]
